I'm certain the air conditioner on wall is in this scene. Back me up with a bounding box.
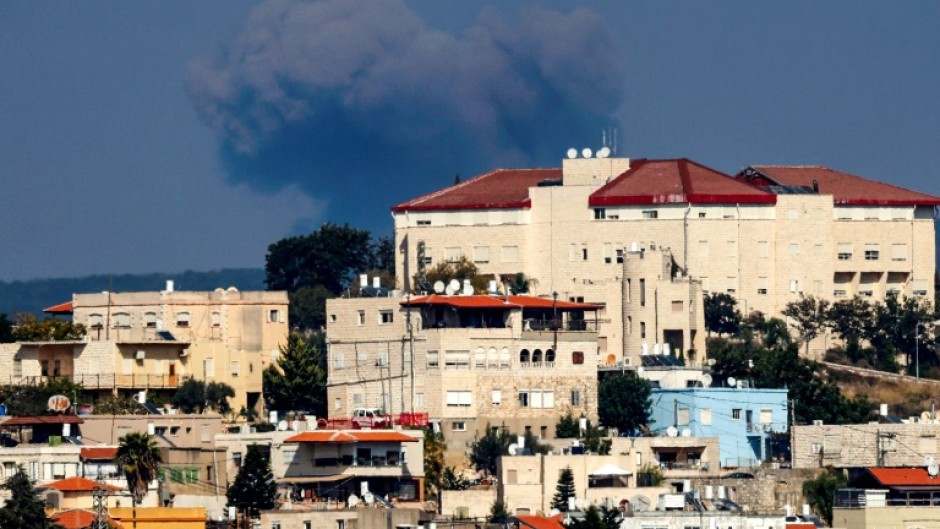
[179,348,189,358]
[135,350,146,361]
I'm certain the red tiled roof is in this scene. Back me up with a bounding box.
[391,168,561,212]
[742,166,940,206]
[45,476,123,493]
[514,515,567,529]
[867,467,940,486]
[590,159,775,206]
[1,415,84,426]
[43,301,74,314]
[52,509,124,529]
[401,294,601,311]
[284,430,418,444]
[81,447,118,460]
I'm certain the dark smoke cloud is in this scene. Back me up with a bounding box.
[186,0,624,229]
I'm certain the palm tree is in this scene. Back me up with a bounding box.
[115,432,162,529]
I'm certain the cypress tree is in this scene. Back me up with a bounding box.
[0,467,63,529]
[227,444,278,522]
[552,466,577,512]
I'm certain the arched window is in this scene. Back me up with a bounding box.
[474,347,486,367]
[89,313,103,329]
[211,311,221,327]
[520,349,530,363]
[500,347,510,367]
[487,347,498,367]
[532,349,542,363]
[112,312,131,328]
[143,312,157,328]
[545,349,555,362]
[175,312,191,328]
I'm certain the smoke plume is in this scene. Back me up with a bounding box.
[186,0,624,227]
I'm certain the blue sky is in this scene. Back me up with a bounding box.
[2,1,939,281]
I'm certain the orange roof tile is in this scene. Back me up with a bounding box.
[392,168,561,212]
[867,467,940,486]
[590,159,775,206]
[80,447,118,460]
[514,515,567,529]
[401,294,601,311]
[284,430,418,443]
[741,166,940,206]
[43,301,74,314]
[45,476,123,493]
[1,415,84,426]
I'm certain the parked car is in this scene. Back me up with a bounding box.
[722,472,755,479]
[350,408,389,429]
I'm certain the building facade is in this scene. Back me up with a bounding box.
[791,422,940,469]
[392,155,939,362]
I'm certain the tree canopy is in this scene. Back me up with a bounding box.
[12,313,85,341]
[227,444,277,519]
[262,332,327,416]
[419,256,489,294]
[802,467,847,526]
[170,379,235,414]
[597,375,651,435]
[423,428,446,500]
[782,295,831,355]
[0,468,64,529]
[115,432,162,507]
[468,424,514,477]
[552,466,576,511]
[704,292,741,337]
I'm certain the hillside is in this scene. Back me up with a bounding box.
[0,268,266,316]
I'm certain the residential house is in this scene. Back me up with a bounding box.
[833,467,940,529]
[791,421,940,469]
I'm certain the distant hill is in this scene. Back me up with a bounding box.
[0,268,266,316]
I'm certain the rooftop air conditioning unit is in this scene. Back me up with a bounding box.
[812,419,823,426]
[135,350,146,361]
[179,348,190,358]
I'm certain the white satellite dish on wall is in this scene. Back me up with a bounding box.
[566,148,578,159]
[702,374,713,387]
[597,146,611,158]
[666,426,678,437]
[681,428,692,438]
[929,463,940,477]
[448,279,460,292]
[277,420,288,431]
[508,443,519,456]
[433,281,445,294]
[462,283,473,296]
[581,148,593,158]
[727,377,737,388]
[445,284,456,295]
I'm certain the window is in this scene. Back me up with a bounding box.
[891,243,907,261]
[230,361,240,377]
[913,279,929,297]
[788,208,798,220]
[672,300,683,312]
[837,243,853,260]
[643,210,658,219]
[332,353,344,369]
[864,244,879,261]
[571,390,581,406]
[698,240,709,259]
[698,212,706,218]
[416,219,431,226]
[415,393,424,408]
[757,277,768,295]
[170,426,179,436]
[122,357,133,375]
[700,408,712,425]
[89,313,103,329]
[357,310,365,326]
[616,248,624,264]
[569,244,577,261]
[445,350,470,367]
[492,390,502,405]
[379,310,394,324]
[757,240,769,257]
[677,408,690,425]
[272,522,281,529]
[144,312,157,328]
[211,311,221,327]
[814,244,823,257]
[201,424,210,442]
[790,280,800,294]
[268,309,282,323]
[604,243,612,264]
[204,358,214,377]
[53,360,61,377]
[445,247,462,263]
[581,245,588,261]
[446,391,472,407]
[640,279,646,306]
[726,240,737,258]
[594,208,606,220]
[377,352,389,367]
[501,246,519,263]
[834,289,847,298]
[473,246,490,264]
[640,322,646,339]
[452,421,467,432]
[13,359,22,378]
[427,350,439,368]
[731,409,741,420]
[572,351,584,365]
[153,358,164,375]
[175,312,190,327]
[760,409,773,425]
[788,243,799,256]
[518,391,529,408]
[113,312,131,328]
[352,393,363,405]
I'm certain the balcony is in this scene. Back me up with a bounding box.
[11,373,190,390]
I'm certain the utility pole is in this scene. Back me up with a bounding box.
[92,470,108,529]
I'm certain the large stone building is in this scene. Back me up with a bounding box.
[392,155,940,362]
[325,293,601,447]
[1,283,289,412]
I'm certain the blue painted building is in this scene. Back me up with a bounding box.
[649,387,789,468]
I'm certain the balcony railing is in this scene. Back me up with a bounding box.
[524,319,598,332]
[7,374,190,389]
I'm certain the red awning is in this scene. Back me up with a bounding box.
[80,447,118,460]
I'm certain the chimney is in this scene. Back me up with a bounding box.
[165,280,174,293]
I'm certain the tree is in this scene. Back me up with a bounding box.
[582,421,612,455]
[12,313,86,341]
[227,444,277,524]
[523,430,551,455]
[94,395,145,415]
[508,272,539,295]
[205,381,235,414]
[782,295,830,356]
[868,293,936,375]
[704,293,741,336]
[423,428,446,501]
[468,424,514,477]
[803,467,846,526]
[171,379,207,414]
[262,332,327,416]
[489,499,510,524]
[288,285,333,330]
[552,466,577,511]
[0,313,13,343]
[264,223,377,294]
[0,467,64,528]
[826,297,874,360]
[567,505,622,529]
[555,410,581,438]
[598,375,651,435]
[115,432,162,529]
[442,467,469,490]
[419,256,488,294]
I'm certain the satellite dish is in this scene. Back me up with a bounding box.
[433,281,445,294]
[597,146,611,158]
[681,428,692,438]
[549,509,560,517]
[277,420,288,431]
[566,148,578,159]
[508,443,519,456]
[48,395,70,413]
[930,463,940,477]
[630,495,651,512]
[922,411,933,422]
[448,279,460,292]
[445,285,456,295]
[666,426,678,437]
[462,283,474,296]
[727,377,737,388]
[702,374,713,387]
[581,147,593,158]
